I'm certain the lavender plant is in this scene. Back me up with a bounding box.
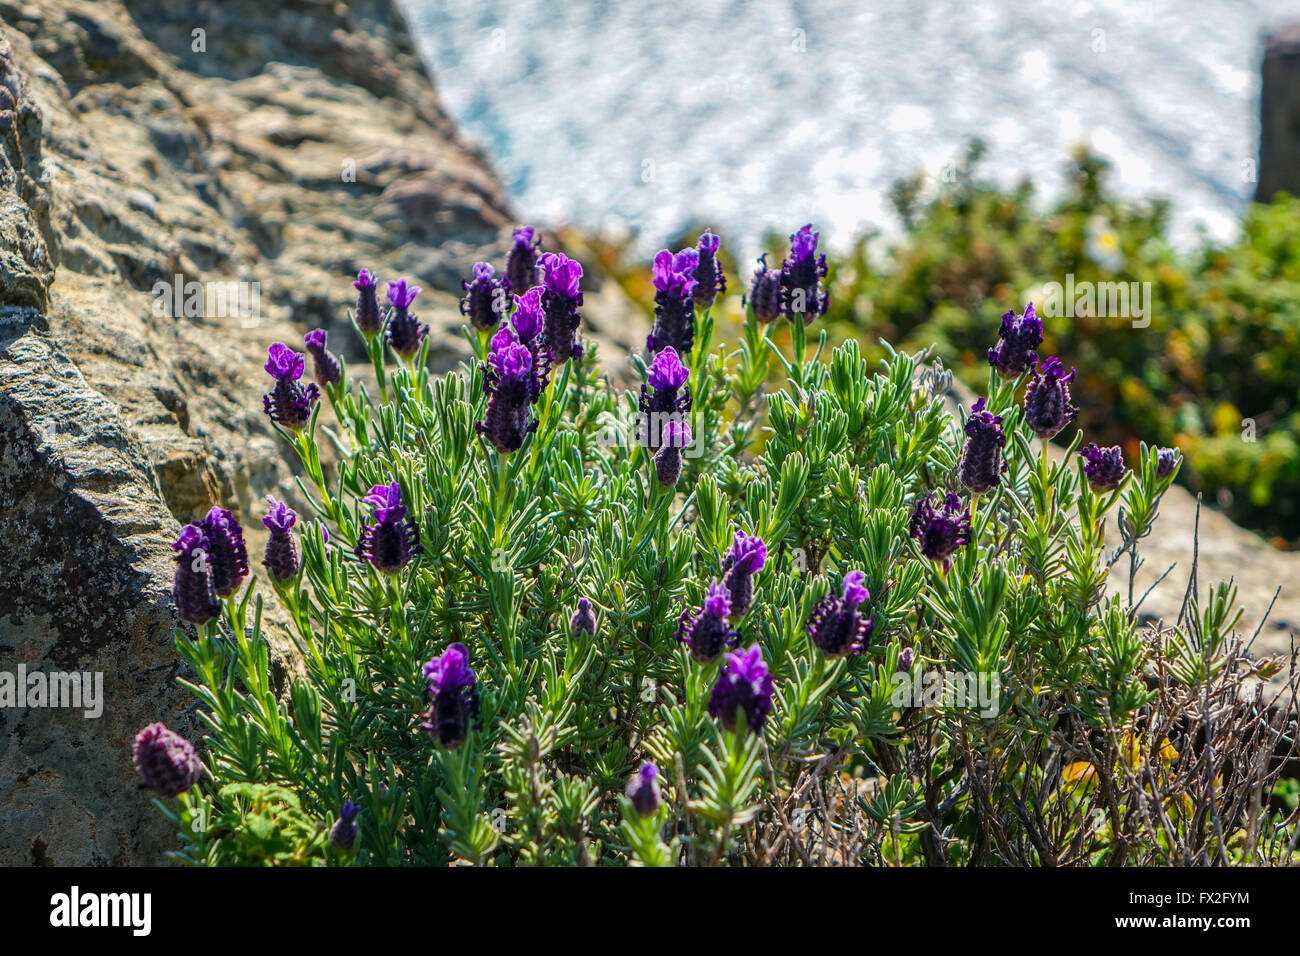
[141,227,1299,867]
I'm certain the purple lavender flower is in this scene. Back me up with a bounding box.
[200,506,248,597]
[1080,442,1128,492]
[460,262,509,332]
[1023,357,1077,440]
[512,286,546,345]
[329,800,360,851]
[353,269,383,335]
[505,225,541,295]
[707,645,774,735]
[304,329,342,388]
[675,581,737,663]
[745,254,783,323]
[385,279,427,358]
[1156,446,1181,479]
[959,397,1006,494]
[986,302,1043,377]
[807,570,875,658]
[477,332,538,453]
[909,493,971,562]
[721,532,767,617]
[639,346,692,451]
[421,643,479,750]
[692,229,726,310]
[570,597,597,638]
[171,524,219,624]
[262,495,300,582]
[897,647,915,672]
[262,343,320,431]
[625,763,662,816]
[355,481,422,574]
[540,252,584,362]
[133,722,202,797]
[646,248,699,355]
[780,224,829,325]
[654,420,692,488]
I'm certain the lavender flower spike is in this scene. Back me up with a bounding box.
[640,345,692,451]
[304,329,342,388]
[707,645,774,735]
[987,302,1043,377]
[909,493,971,562]
[646,248,699,356]
[262,495,301,582]
[692,229,726,310]
[745,254,783,323]
[1023,357,1077,440]
[385,279,427,358]
[460,261,509,332]
[133,722,203,797]
[353,269,383,334]
[721,531,767,617]
[329,800,360,851]
[171,524,219,624]
[505,225,541,295]
[421,643,479,750]
[676,581,737,663]
[262,343,320,431]
[540,251,584,362]
[780,224,829,325]
[1080,442,1128,492]
[959,397,1006,494]
[355,481,422,574]
[570,597,597,638]
[200,506,249,597]
[1156,446,1181,479]
[654,420,692,488]
[626,763,662,816]
[807,570,875,658]
[477,332,538,453]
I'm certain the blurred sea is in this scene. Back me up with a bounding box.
[404,0,1300,257]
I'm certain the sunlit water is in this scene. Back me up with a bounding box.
[404,0,1300,258]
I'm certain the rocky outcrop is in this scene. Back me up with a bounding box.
[0,0,646,866]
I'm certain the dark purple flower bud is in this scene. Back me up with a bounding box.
[639,346,692,451]
[1156,446,1180,479]
[959,397,1006,494]
[646,248,699,355]
[897,647,915,672]
[909,493,971,562]
[133,722,202,797]
[421,643,479,750]
[675,581,737,663]
[1023,357,1077,440]
[477,331,539,453]
[625,763,662,816]
[780,224,829,325]
[654,420,692,487]
[304,329,342,388]
[460,262,509,332]
[692,229,725,310]
[986,302,1043,377]
[200,506,248,597]
[1080,442,1128,492]
[353,269,383,334]
[707,645,774,735]
[540,252,584,362]
[505,225,541,295]
[262,343,320,431]
[354,481,421,574]
[262,495,301,582]
[385,279,427,358]
[171,524,220,624]
[721,531,767,617]
[807,570,875,658]
[329,800,360,850]
[745,254,783,323]
[570,597,597,638]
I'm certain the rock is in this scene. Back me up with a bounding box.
[1257,24,1300,203]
